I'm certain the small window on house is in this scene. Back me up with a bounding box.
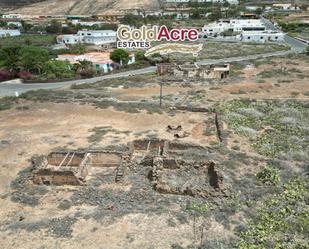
[260,37,263,39]
[275,36,278,39]
[247,36,250,39]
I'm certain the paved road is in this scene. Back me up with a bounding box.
[261,17,307,52]
[0,67,157,97]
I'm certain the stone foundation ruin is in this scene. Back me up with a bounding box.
[129,139,224,197]
[32,139,225,197]
[32,151,130,185]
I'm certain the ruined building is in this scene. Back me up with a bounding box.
[157,63,230,79]
[31,139,225,198]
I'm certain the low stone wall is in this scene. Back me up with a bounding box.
[33,168,83,186]
[47,152,85,167]
[153,159,224,197]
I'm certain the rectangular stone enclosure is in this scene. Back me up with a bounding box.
[32,151,128,186]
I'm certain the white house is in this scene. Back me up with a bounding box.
[241,31,285,43]
[0,29,21,37]
[202,19,265,36]
[57,30,117,45]
[273,4,298,11]
[71,20,106,27]
[2,14,22,19]
[176,13,190,20]
[245,6,259,11]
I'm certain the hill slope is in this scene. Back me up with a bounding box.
[0,0,46,7]
[3,0,161,15]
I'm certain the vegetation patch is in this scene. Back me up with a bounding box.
[219,99,309,161]
[0,34,56,47]
[0,97,17,111]
[256,164,280,185]
[88,126,131,143]
[238,177,308,249]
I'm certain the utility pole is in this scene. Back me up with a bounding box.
[159,81,163,107]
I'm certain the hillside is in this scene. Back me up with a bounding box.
[0,0,46,7]
[2,0,161,15]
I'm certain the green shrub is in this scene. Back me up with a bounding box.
[256,165,280,185]
[0,97,16,111]
[238,177,308,249]
[42,60,74,79]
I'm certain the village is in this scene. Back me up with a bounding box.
[0,0,308,83]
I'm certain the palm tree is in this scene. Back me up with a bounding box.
[73,59,93,73]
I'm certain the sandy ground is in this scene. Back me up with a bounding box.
[0,102,221,249]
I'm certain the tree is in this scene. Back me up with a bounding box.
[209,8,222,21]
[0,21,7,27]
[43,60,74,78]
[73,59,93,73]
[62,25,78,34]
[121,14,143,27]
[223,1,230,8]
[191,9,201,19]
[110,48,129,65]
[255,8,263,15]
[46,20,62,34]
[0,45,22,71]
[135,50,146,62]
[68,43,86,54]
[21,20,32,32]
[19,46,50,74]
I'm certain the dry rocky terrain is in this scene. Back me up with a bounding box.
[0,54,308,248]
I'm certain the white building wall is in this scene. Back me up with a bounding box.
[202,19,265,36]
[61,35,81,44]
[58,30,116,45]
[0,29,21,37]
[2,14,21,19]
[241,31,285,43]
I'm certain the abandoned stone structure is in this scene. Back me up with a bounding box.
[32,151,130,185]
[157,63,177,76]
[156,63,230,79]
[174,63,230,79]
[32,138,225,197]
[130,139,224,197]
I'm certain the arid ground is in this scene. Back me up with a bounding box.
[0,54,308,249]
